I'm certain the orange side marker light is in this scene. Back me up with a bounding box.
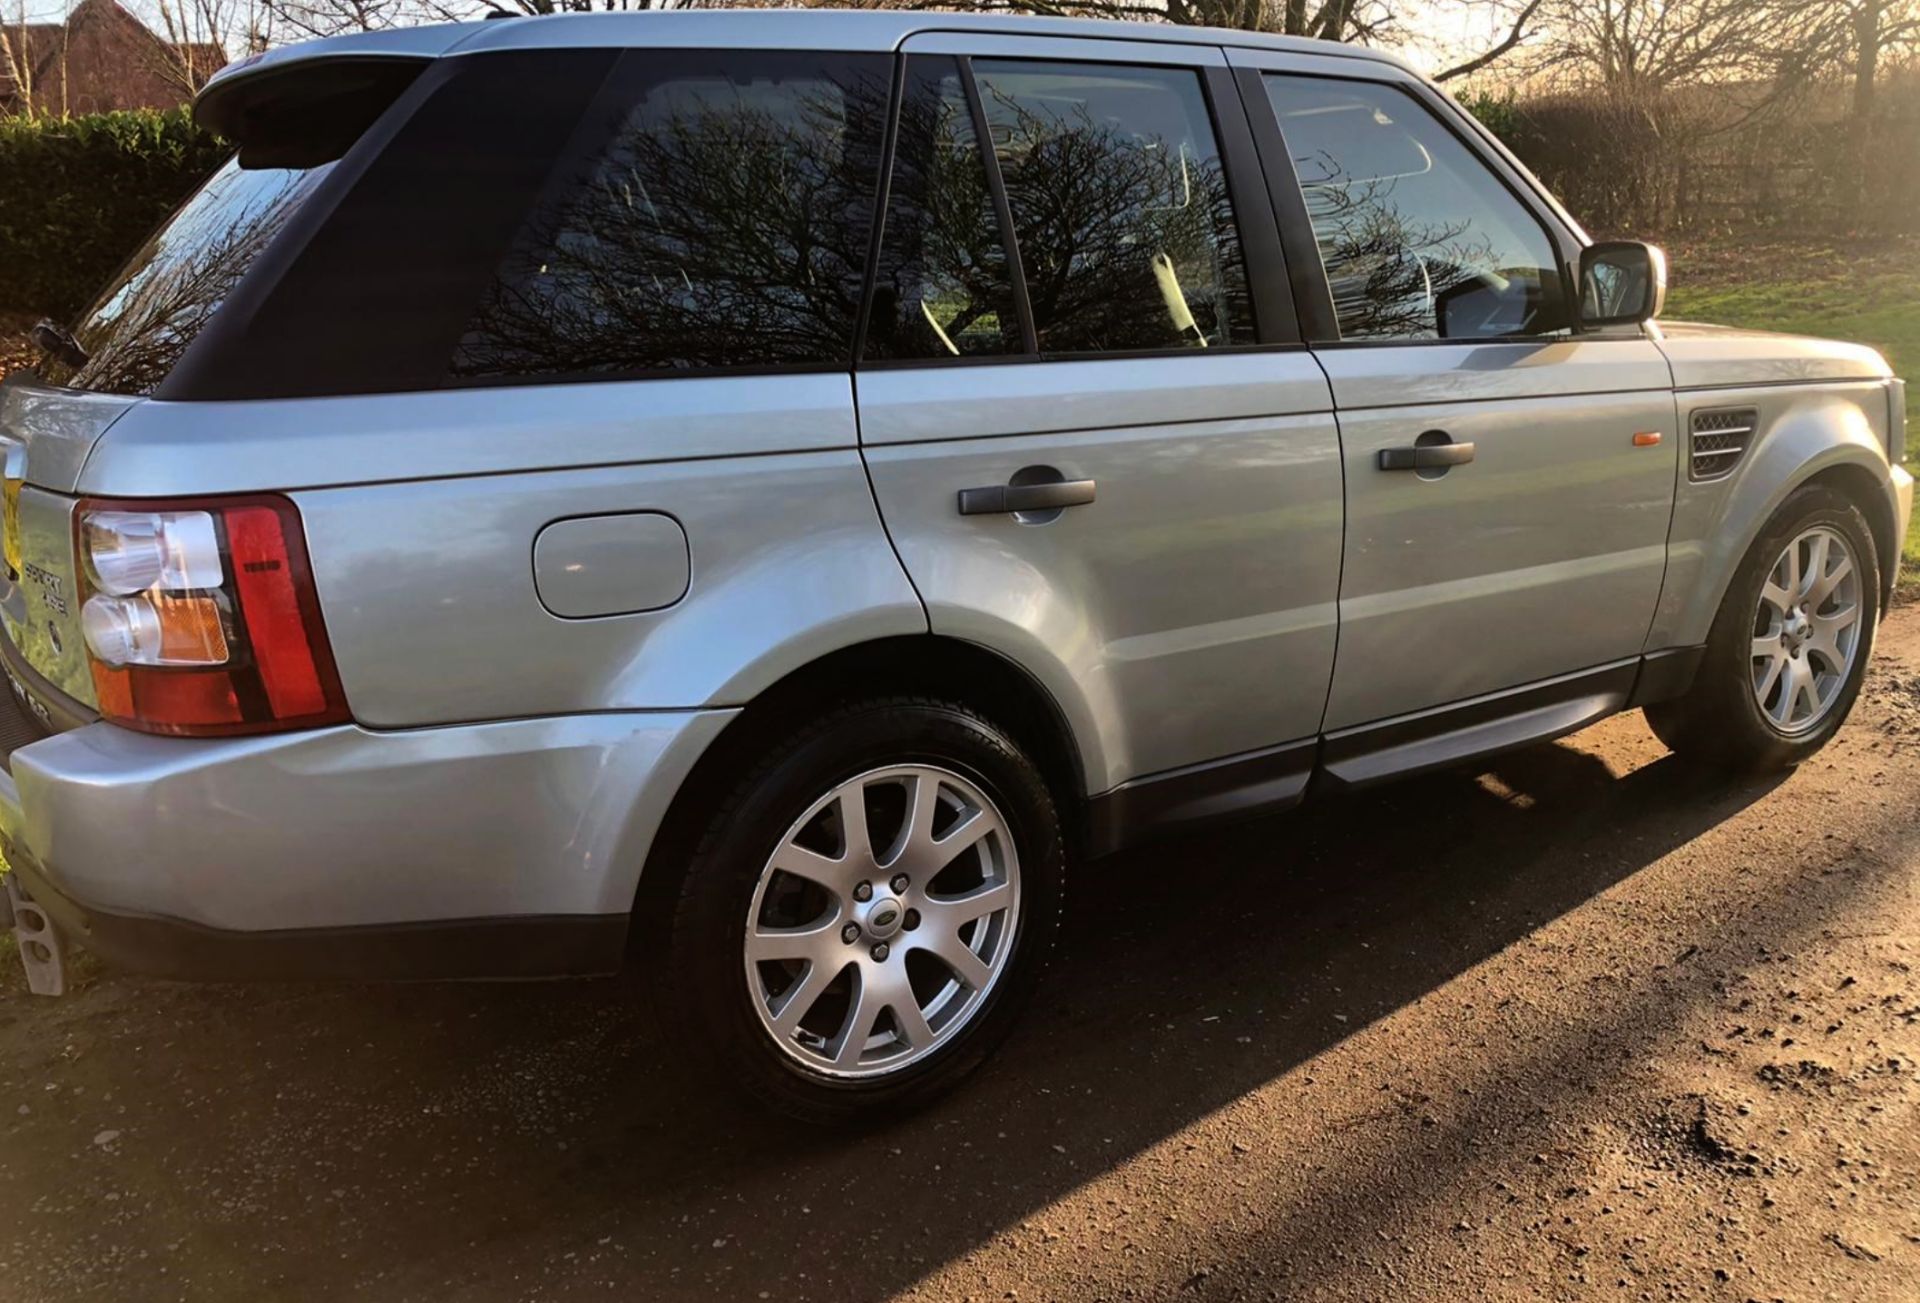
[1632,431,1664,447]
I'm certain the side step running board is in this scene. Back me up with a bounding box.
[1316,661,1639,793]
[1083,650,1707,856]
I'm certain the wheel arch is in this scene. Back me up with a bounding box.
[1801,461,1899,612]
[1652,402,1900,650]
[630,635,1090,929]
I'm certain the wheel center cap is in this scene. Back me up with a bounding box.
[862,894,905,940]
[1784,611,1812,650]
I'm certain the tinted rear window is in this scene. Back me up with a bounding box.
[38,160,331,396]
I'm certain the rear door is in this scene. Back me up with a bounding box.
[859,37,1343,795]
[1231,53,1679,732]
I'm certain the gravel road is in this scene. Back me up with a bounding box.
[3,610,1918,1303]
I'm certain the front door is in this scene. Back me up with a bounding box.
[858,41,1344,793]
[1240,62,1679,731]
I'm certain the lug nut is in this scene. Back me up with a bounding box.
[870,943,890,962]
[853,881,873,903]
[890,874,910,894]
[903,909,921,932]
[841,923,861,945]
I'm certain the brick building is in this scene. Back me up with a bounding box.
[1,0,226,116]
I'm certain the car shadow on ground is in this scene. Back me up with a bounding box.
[0,728,1815,1299]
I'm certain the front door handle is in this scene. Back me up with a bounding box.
[957,479,1097,516]
[1378,442,1476,471]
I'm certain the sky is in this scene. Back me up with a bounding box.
[6,0,1516,81]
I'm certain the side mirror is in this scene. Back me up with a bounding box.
[1580,241,1667,328]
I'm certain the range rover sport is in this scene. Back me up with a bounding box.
[0,10,1908,1121]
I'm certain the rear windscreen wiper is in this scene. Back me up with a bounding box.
[29,320,88,371]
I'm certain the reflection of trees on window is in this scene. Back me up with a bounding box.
[1264,76,1571,343]
[975,64,1254,355]
[454,55,889,381]
[866,58,1019,361]
[48,161,327,396]
[1297,160,1499,340]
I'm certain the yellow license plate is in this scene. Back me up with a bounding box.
[2,474,20,579]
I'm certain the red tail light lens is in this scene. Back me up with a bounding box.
[74,495,350,736]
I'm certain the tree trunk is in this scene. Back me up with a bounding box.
[1849,0,1881,211]
[1319,0,1352,41]
[1284,0,1307,36]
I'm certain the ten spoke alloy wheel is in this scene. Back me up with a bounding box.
[744,764,1021,1078]
[1751,524,1863,734]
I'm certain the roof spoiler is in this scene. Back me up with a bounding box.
[193,25,486,168]
[194,55,429,168]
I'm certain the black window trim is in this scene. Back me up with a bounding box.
[1239,66,1591,349]
[851,53,912,366]
[1199,63,1299,348]
[958,54,1041,357]
[854,339,1311,375]
[443,359,853,391]
[1229,64,1338,345]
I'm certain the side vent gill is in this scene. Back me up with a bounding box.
[1689,406,1757,482]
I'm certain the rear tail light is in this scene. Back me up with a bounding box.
[74,495,350,736]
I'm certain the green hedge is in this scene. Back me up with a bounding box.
[1457,90,1524,149]
[0,109,227,322]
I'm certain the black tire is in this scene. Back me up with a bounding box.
[649,696,1064,1124]
[1645,484,1880,772]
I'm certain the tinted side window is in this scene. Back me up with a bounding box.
[453,51,891,382]
[972,61,1255,355]
[1261,76,1571,342]
[865,56,1023,361]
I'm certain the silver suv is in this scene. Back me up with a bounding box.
[0,11,1909,1120]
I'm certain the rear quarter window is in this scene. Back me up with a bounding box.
[451,50,892,383]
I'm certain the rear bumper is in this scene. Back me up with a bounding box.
[2,850,629,981]
[0,708,734,981]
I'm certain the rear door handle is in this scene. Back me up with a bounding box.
[957,479,1097,516]
[1378,443,1475,471]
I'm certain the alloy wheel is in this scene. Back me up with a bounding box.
[743,764,1021,1078]
[1751,525,1863,734]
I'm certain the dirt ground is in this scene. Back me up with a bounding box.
[0,615,1915,1302]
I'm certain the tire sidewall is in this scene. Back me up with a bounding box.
[664,701,1063,1120]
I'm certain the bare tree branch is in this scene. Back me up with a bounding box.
[1436,0,1546,81]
